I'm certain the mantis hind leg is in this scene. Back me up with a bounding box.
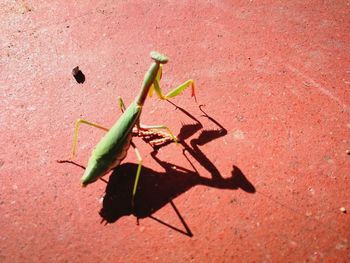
[71,119,109,159]
[130,141,143,208]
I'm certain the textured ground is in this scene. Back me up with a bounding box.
[1,1,349,262]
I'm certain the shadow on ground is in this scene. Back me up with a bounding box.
[99,103,255,235]
[100,162,255,222]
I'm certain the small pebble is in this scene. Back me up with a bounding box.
[340,207,347,213]
[305,211,312,217]
[72,66,85,84]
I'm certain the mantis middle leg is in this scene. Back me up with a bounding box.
[71,119,109,159]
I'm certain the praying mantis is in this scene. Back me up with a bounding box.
[64,51,195,206]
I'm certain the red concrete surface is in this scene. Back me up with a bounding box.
[1,1,350,262]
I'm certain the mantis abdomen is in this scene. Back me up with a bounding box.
[81,102,142,186]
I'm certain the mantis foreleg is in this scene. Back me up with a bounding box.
[151,65,196,101]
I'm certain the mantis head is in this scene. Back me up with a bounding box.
[150,51,168,64]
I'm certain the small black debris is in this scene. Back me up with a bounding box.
[340,207,347,213]
[72,66,85,84]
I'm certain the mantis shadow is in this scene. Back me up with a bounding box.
[100,161,254,235]
[100,103,255,236]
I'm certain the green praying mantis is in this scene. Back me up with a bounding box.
[63,51,196,206]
